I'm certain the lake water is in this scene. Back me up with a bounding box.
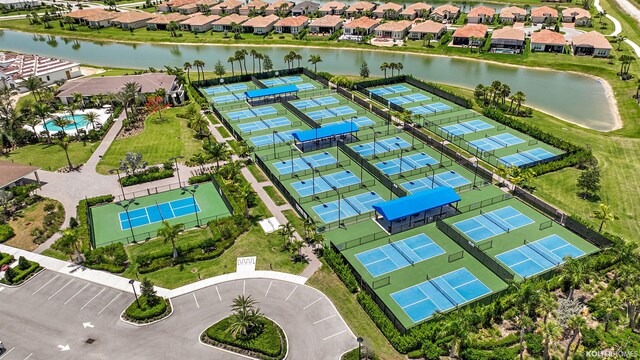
[0,29,617,131]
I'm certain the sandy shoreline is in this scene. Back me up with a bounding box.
[3,28,623,131]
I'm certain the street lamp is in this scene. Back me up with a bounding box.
[129,279,141,308]
[181,184,200,227]
[357,337,364,360]
[116,199,137,242]
[109,168,126,200]
[169,156,185,186]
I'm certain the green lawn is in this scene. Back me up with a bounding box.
[2,141,99,171]
[96,107,202,174]
[263,185,286,206]
[247,163,268,182]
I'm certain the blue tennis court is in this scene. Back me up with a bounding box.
[322,116,376,128]
[469,133,524,152]
[408,102,453,115]
[374,152,438,175]
[119,198,201,230]
[401,170,471,193]
[296,83,317,91]
[291,170,361,197]
[442,120,494,136]
[226,106,277,120]
[212,93,245,104]
[497,235,586,278]
[391,268,492,323]
[312,191,383,223]
[291,96,339,110]
[370,85,411,96]
[250,129,299,147]
[356,234,445,277]
[237,117,291,133]
[262,76,303,87]
[499,148,557,167]
[273,152,337,175]
[388,93,431,105]
[453,206,534,242]
[306,106,356,120]
[351,137,411,157]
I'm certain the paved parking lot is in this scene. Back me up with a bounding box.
[0,271,354,359]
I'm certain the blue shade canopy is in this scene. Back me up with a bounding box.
[292,121,359,142]
[244,85,298,99]
[372,187,461,221]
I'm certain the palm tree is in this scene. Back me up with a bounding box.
[157,220,184,260]
[621,285,640,329]
[240,49,249,73]
[221,160,242,180]
[616,34,626,51]
[308,54,322,72]
[72,92,85,110]
[227,56,236,76]
[203,141,229,168]
[52,116,72,137]
[380,62,389,78]
[33,102,52,143]
[283,52,293,69]
[293,52,303,67]
[193,60,205,81]
[65,103,81,139]
[256,52,264,72]
[183,61,192,82]
[537,290,557,324]
[278,222,295,249]
[189,114,210,138]
[234,50,246,74]
[23,76,43,101]
[238,182,256,218]
[541,321,562,360]
[388,62,397,77]
[439,309,479,357]
[167,21,179,37]
[249,49,259,73]
[423,33,434,48]
[56,137,74,170]
[593,203,616,232]
[83,111,100,131]
[564,316,586,359]
[500,84,511,105]
[227,295,263,338]
[512,91,526,114]
[558,258,591,300]
[190,153,208,173]
[122,82,140,117]
[618,54,636,76]
[395,62,404,75]
[597,291,620,332]
[516,315,533,360]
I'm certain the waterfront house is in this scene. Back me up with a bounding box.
[319,1,347,15]
[342,16,379,35]
[146,13,189,30]
[274,15,309,34]
[242,14,279,34]
[562,7,591,26]
[211,13,249,31]
[65,8,107,25]
[345,1,376,17]
[530,29,566,53]
[0,52,81,91]
[408,20,446,40]
[179,14,220,32]
[451,23,488,46]
[571,31,612,57]
[374,20,412,39]
[211,0,242,15]
[239,0,268,15]
[157,0,195,13]
[490,26,526,53]
[467,6,495,24]
[309,14,343,34]
[111,12,157,30]
[531,6,558,24]
[400,3,432,20]
[84,10,120,28]
[291,1,319,16]
[265,0,294,16]
[373,2,403,20]
[430,4,460,22]
[499,6,527,23]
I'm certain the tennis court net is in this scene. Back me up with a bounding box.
[342,196,361,214]
[431,280,457,307]
[487,134,509,148]
[459,122,476,132]
[524,239,560,266]
[432,176,447,188]
[480,210,510,232]
[273,131,289,143]
[389,240,414,265]
[517,150,538,163]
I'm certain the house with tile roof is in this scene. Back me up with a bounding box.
[373,2,403,19]
[65,8,108,25]
[265,0,294,16]
[239,0,268,15]
[467,6,495,24]
[146,12,189,30]
[0,52,81,91]
[309,14,343,33]
[490,26,526,53]
[451,23,488,46]
[531,6,558,24]
[211,0,242,15]
[430,4,460,22]
[211,13,249,31]
[242,14,279,34]
[84,10,120,28]
[319,1,346,15]
[562,7,591,26]
[571,31,612,57]
[374,20,412,39]
[409,20,447,40]
[346,1,376,17]
[342,16,379,35]
[499,6,527,23]
[157,0,196,12]
[110,12,157,29]
[291,1,319,16]
[530,29,566,53]
[275,15,309,34]
[180,14,221,32]
[400,3,432,20]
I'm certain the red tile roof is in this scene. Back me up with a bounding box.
[491,26,525,41]
[410,20,446,33]
[531,6,558,17]
[453,23,488,38]
[468,6,495,18]
[343,16,379,29]
[375,19,412,32]
[531,29,566,44]
[275,15,309,27]
[572,31,612,49]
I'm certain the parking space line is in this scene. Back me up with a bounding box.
[193,293,200,309]
[322,330,347,341]
[285,286,298,301]
[0,347,14,359]
[31,275,59,295]
[81,288,105,310]
[313,314,335,324]
[65,284,90,305]
[265,281,273,297]
[304,297,322,310]
[215,286,221,301]
[97,293,121,315]
[48,280,73,300]
[24,353,33,360]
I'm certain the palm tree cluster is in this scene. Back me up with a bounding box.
[379,62,404,78]
[227,295,264,339]
[475,80,527,116]
[283,51,303,69]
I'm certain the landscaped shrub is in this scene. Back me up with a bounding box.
[460,346,518,360]
[124,295,169,322]
[85,195,115,207]
[188,173,211,184]
[120,166,174,186]
[18,256,30,270]
[324,248,359,293]
[84,243,128,273]
[524,333,544,357]
[1,260,40,285]
[0,224,15,242]
[470,333,519,349]
[0,253,14,266]
[204,317,285,360]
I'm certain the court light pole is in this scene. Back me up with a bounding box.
[336,188,342,226]
[129,279,141,308]
[169,156,185,186]
[397,145,404,175]
[109,168,126,200]
[357,337,364,360]
[181,185,200,227]
[427,163,435,189]
[117,199,137,242]
[272,130,277,158]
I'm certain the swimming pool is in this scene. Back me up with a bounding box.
[43,114,91,132]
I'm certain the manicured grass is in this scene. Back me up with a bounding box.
[307,260,403,360]
[123,295,170,322]
[5,199,64,251]
[42,248,69,261]
[247,163,268,182]
[263,185,286,206]
[96,107,202,174]
[0,260,41,285]
[2,141,99,171]
[216,126,231,139]
[206,113,219,124]
[204,316,285,359]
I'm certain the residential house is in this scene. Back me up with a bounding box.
[490,26,525,53]
[571,31,612,57]
[531,6,558,24]
[65,8,107,25]
[0,52,81,91]
[409,20,446,40]
[0,0,40,10]
[157,0,195,13]
[111,12,157,30]
[467,6,495,24]
[342,16,379,35]
[0,161,39,190]
[309,14,343,34]
[56,73,184,105]
[430,4,460,22]
[499,6,527,23]
[373,2,403,19]
[211,0,242,15]
[242,14,279,34]
[291,1,319,16]
[147,13,189,30]
[562,7,591,26]
[179,14,220,32]
[211,13,248,31]
[400,3,432,20]
[84,10,119,28]
[530,29,566,53]
[345,1,376,17]
[274,16,309,34]
[175,2,201,14]
[239,0,268,15]
[451,23,488,46]
[374,20,412,39]
[265,1,294,16]
[319,1,347,15]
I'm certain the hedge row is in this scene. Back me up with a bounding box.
[120,168,174,187]
[0,253,15,266]
[204,317,285,360]
[470,333,519,350]
[124,295,170,322]
[324,248,359,293]
[188,173,211,184]
[460,346,519,360]
[83,243,128,273]
[0,224,15,242]
[1,261,41,285]
[74,194,113,252]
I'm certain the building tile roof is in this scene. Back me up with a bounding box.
[212,13,249,25]
[375,19,412,32]
[310,14,343,27]
[275,15,309,27]
[562,7,591,18]
[266,0,293,12]
[240,0,269,11]
[531,6,558,17]
[147,12,189,25]
[65,8,105,19]
[180,14,220,25]
[432,4,460,16]
[468,6,495,18]
[57,73,177,97]
[491,26,525,41]
[346,1,376,13]
[84,11,120,22]
[0,51,79,82]
[0,160,39,189]
[572,30,612,49]
[343,16,379,29]
[400,3,432,16]
[410,19,446,33]
[375,2,403,13]
[319,1,346,12]
[453,23,488,38]
[499,6,527,18]
[211,0,242,10]
[292,1,319,12]
[531,29,566,44]
[111,12,157,23]
[242,14,279,27]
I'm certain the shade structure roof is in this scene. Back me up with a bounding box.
[372,186,461,221]
[292,121,359,142]
[244,84,298,99]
